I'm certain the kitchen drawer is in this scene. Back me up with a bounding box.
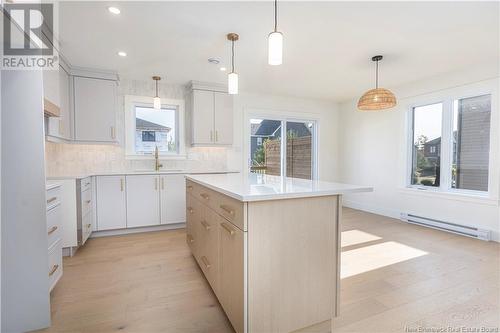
[81,211,92,245]
[197,208,219,293]
[48,239,63,292]
[81,188,92,216]
[46,203,61,232]
[216,193,244,231]
[81,177,92,192]
[192,183,219,212]
[186,180,196,196]
[186,193,199,256]
[46,186,61,210]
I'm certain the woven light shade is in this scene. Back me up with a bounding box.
[357,88,397,111]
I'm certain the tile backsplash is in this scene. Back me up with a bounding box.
[45,142,229,176]
[45,78,230,177]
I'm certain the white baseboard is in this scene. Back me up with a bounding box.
[342,199,499,242]
[90,222,186,238]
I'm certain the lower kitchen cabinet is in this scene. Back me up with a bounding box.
[218,215,244,332]
[160,174,186,224]
[186,189,244,333]
[126,175,160,228]
[96,176,126,230]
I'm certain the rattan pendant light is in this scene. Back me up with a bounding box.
[357,55,397,111]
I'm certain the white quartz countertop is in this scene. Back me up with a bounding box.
[46,170,239,180]
[186,173,373,202]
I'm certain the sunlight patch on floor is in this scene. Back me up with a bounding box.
[341,229,382,247]
[341,241,428,279]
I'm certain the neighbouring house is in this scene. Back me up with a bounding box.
[135,118,171,153]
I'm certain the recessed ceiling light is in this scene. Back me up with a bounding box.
[208,57,220,65]
[219,67,227,72]
[108,7,121,15]
[117,51,127,57]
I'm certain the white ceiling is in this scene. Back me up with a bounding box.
[59,1,499,102]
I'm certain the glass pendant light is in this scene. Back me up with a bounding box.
[227,33,239,95]
[357,55,397,111]
[152,76,161,110]
[268,0,283,65]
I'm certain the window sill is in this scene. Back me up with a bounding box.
[399,187,499,206]
[125,154,187,160]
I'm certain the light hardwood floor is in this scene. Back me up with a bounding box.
[40,208,500,333]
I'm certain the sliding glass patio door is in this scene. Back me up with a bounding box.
[249,118,316,179]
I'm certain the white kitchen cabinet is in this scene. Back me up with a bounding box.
[74,76,117,142]
[126,175,160,228]
[96,176,126,230]
[214,92,233,145]
[160,174,186,225]
[47,65,72,140]
[192,89,214,145]
[43,68,60,114]
[190,88,233,146]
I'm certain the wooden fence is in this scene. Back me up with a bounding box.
[263,136,312,179]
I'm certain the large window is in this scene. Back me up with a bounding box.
[249,118,317,179]
[124,95,185,158]
[409,94,491,193]
[135,106,178,154]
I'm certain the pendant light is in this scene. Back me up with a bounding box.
[227,33,239,95]
[152,76,161,110]
[357,55,397,111]
[268,0,283,65]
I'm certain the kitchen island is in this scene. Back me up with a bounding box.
[185,173,372,333]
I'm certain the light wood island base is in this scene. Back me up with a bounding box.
[186,178,345,333]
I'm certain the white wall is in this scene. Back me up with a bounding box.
[228,92,340,181]
[338,64,500,241]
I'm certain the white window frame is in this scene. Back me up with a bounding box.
[124,95,186,159]
[245,111,319,180]
[406,88,496,199]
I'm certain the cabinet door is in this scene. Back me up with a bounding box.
[43,68,60,108]
[74,76,116,142]
[160,174,186,225]
[218,218,244,333]
[126,175,160,228]
[96,176,126,231]
[192,90,214,145]
[48,65,71,139]
[214,92,233,145]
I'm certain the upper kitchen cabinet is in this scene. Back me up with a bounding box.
[73,76,117,143]
[47,64,72,140]
[43,67,60,117]
[189,81,233,146]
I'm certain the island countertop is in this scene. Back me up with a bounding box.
[185,173,372,202]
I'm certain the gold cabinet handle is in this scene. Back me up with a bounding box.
[48,226,58,235]
[161,178,164,190]
[187,234,194,243]
[200,220,211,230]
[47,197,57,204]
[187,207,194,214]
[187,185,193,190]
[200,193,209,200]
[120,178,124,192]
[201,256,211,269]
[49,264,59,276]
[110,126,116,139]
[220,204,235,216]
[220,222,235,236]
